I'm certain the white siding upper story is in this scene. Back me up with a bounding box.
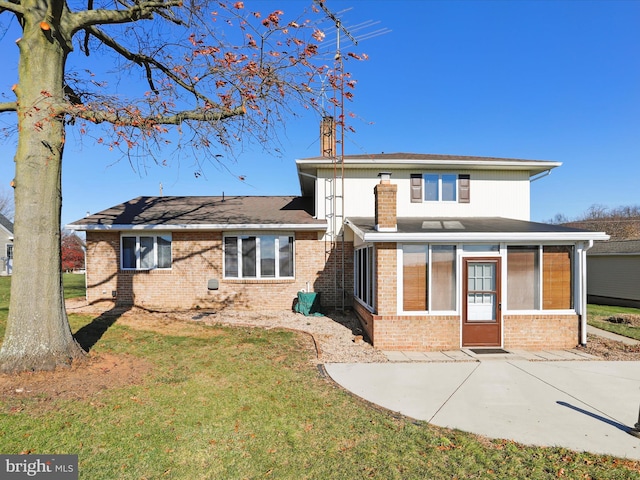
[313,168,531,223]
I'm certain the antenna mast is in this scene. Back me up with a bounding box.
[314,0,357,312]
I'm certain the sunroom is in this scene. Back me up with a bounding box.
[347,217,609,351]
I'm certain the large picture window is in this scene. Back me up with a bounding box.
[121,234,172,270]
[402,244,457,312]
[507,246,540,310]
[507,245,573,310]
[224,235,294,279]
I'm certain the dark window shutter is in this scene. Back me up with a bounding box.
[458,174,470,203]
[410,174,422,203]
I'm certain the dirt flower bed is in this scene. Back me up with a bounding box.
[577,334,640,361]
[65,298,388,364]
[602,314,640,327]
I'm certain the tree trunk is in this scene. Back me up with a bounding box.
[0,4,86,372]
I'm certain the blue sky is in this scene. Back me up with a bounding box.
[1,0,639,226]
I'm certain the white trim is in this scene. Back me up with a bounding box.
[352,230,609,243]
[67,223,326,232]
[296,158,562,175]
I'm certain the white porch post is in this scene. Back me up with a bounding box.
[578,240,594,345]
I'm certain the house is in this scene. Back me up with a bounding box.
[0,213,13,276]
[587,239,640,309]
[67,144,608,351]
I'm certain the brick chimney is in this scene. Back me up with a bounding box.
[374,172,397,232]
[320,116,336,158]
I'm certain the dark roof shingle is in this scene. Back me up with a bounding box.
[68,196,325,229]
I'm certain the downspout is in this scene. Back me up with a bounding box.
[579,239,594,345]
[530,169,551,182]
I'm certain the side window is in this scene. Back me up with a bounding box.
[224,235,295,279]
[121,234,172,270]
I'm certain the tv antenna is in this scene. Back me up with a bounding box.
[312,1,389,311]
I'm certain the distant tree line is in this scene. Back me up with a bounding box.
[548,205,640,240]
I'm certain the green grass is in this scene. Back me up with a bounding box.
[0,282,639,478]
[588,304,640,341]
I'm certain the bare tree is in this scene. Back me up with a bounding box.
[0,188,13,220]
[563,204,640,240]
[0,0,354,372]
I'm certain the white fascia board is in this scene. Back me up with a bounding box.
[66,223,327,232]
[296,158,562,172]
[359,231,610,243]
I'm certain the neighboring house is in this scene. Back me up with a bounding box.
[587,240,640,309]
[0,213,13,276]
[67,145,608,351]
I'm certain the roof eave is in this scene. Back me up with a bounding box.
[66,223,327,232]
[296,157,562,176]
[345,224,609,243]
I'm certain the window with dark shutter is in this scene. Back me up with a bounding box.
[410,174,422,203]
[458,174,470,203]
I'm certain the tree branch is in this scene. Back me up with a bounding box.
[85,25,219,106]
[0,102,18,112]
[73,106,245,126]
[68,0,182,33]
[0,0,24,15]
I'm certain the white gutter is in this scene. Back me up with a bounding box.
[66,223,327,232]
[352,231,610,243]
[296,158,562,171]
[530,169,551,182]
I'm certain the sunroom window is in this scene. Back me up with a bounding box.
[507,245,573,310]
[121,234,172,270]
[402,244,457,312]
[224,235,294,279]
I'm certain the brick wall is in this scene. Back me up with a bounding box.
[354,301,461,351]
[374,243,397,315]
[503,314,579,349]
[85,230,351,311]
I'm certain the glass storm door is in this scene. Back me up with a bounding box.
[463,258,501,347]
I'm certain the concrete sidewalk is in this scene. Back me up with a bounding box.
[325,360,640,460]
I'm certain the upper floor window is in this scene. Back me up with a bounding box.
[121,234,172,270]
[424,174,457,202]
[224,235,294,279]
[411,174,470,203]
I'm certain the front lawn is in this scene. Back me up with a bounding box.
[588,304,640,341]
[0,280,638,477]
